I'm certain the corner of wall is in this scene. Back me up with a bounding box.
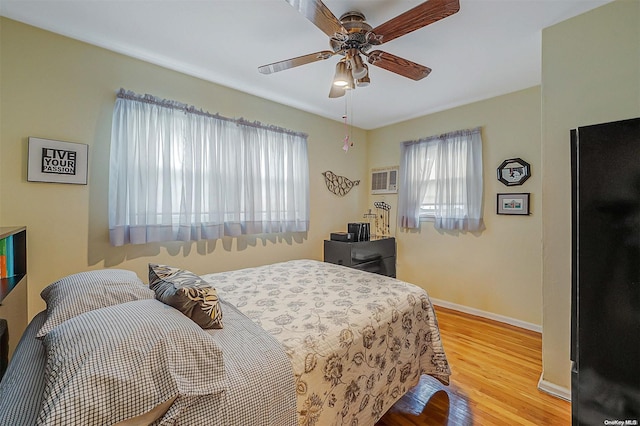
[537,373,571,401]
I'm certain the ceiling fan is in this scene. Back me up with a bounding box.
[258,0,460,98]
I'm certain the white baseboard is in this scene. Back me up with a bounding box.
[537,374,571,401]
[430,297,542,333]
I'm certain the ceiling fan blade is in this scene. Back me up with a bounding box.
[367,50,432,81]
[284,0,346,38]
[368,0,460,45]
[259,50,335,74]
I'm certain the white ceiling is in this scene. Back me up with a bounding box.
[1,0,611,130]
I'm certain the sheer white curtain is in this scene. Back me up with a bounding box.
[398,127,484,232]
[109,90,309,246]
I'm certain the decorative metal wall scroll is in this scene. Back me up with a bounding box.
[321,170,360,196]
[497,158,531,186]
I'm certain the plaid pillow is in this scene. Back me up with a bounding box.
[38,299,226,425]
[149,264,223,329]
[37,269,154,338]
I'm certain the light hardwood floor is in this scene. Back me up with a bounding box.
[376,306,571,426]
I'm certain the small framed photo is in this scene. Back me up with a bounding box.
[497,193,530,215]
[497,157,531,186]
[27,137,88,185]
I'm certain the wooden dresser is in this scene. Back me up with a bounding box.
[323,237,396,278]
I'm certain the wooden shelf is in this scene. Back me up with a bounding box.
[0,226,27,304]
[0,226,26,239]
[0,226,27,361]
[0,274,27,304]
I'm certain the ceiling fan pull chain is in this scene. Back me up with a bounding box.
[342,95,349,152]
[342,116,349,152]
[349,89,354,147]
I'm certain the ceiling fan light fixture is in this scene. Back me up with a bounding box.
[329,83,346,98]
[350,52,368,80]
[356,65,370,87]
[333,60,350,87]
[345,66,355,89]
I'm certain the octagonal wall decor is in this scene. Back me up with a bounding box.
[497,158,531,186]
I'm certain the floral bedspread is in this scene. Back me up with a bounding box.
[202,259,450,426]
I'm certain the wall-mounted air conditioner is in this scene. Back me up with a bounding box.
[371,166,398,194]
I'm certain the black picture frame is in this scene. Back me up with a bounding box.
[27,137,89,185]
[497,193,530,215]
[497,157,531,186]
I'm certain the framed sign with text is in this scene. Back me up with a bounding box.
[27,137,88,185]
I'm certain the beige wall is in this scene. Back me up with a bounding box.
[0,18,368,317]
[367,87,543,327]
[541,0,640,390]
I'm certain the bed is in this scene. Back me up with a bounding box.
[0,259,450,425]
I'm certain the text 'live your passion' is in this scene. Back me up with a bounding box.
[41,148,77,175]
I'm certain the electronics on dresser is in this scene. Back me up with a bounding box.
[347,222,370,242]
[330,232,354,242]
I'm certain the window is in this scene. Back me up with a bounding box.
[418,152,469,218]
[108,90,309,246]
[398,127,484,232]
